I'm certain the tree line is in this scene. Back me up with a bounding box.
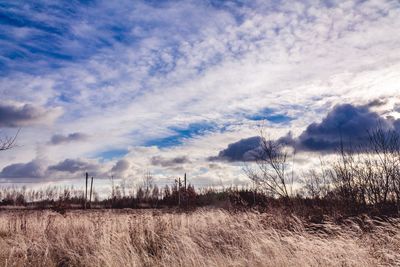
[2,127,400,217]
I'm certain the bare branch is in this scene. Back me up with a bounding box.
[0,129,20,151]
[244,128,292,199]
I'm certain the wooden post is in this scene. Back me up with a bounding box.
[253,180,256,206]
[178,177,181,207]
[89,177,93,208]
[184,173,188,207]
[111,175,114,198]
[183,172,187,208]
[85,172,88,209]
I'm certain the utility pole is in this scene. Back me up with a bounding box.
[253,180,256,206]
[89,176,94,208]
[178,177,181,207]
[184,173,188,207]
[85,172,88,209]
[184,173,187,207]
[110,175,115,209]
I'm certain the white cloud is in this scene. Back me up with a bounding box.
[1,0,400,190]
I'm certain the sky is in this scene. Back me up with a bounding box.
[1,0,400,195]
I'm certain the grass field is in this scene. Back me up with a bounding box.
[0,209,399,267]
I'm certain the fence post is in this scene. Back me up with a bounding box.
[178,177,181,207]
[85,172,88,209]
[89,176,93,208]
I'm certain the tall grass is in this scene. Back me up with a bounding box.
[0,209,399,266]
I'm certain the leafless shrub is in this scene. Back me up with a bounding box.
[302,160,331,199]
[244,133,294,199]
[329,128,400,213]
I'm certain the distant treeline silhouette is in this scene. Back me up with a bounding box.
[1,127,400,218]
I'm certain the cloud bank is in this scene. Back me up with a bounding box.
[48,159,98,174]
[215,102,400,161]
[296,103,396,152]
[0,102,61,127]
[0,160,46,179]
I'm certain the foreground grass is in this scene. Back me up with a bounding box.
[0,209,399,267]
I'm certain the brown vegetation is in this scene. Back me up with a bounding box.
[1,127,400,266]
[0,209,399,267]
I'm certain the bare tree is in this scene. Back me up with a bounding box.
[329,127,400,213]
[330,141,360,206]
[366,128,400,212]
[143,171,154,201]
[303,159,331,199]
[244,130,294,199]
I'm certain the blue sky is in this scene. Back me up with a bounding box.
[1,0,400,193]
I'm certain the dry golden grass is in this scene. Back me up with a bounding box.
[0,209,399,267]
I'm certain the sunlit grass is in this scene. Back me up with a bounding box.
[0,209,399,266]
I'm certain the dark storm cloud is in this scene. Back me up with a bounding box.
[211,136,264,162]
[0,160,45,179]
[366,98,388,107]
[211,134,295,162]
[111,159,130,173]
[48,159,97,173]
[393,103,400,113]
[0,102,56,127]
[296,104,392,152]
[214,103,400,160]
[151,156,190,167]
[276,132,296,147]
[50,132,88,145]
